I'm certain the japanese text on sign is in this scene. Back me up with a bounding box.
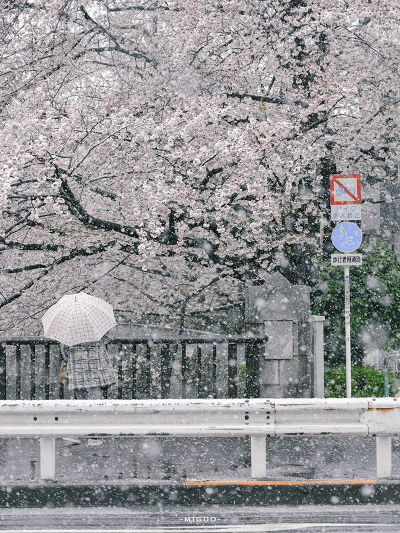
[331,205,361,221]
[331,254,363,266]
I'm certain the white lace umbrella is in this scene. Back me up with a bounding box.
[41,292,117,347]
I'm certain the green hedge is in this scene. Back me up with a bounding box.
[325,363,399,398]
[312,241,400,367]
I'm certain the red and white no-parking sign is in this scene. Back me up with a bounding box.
[330,174,361,221]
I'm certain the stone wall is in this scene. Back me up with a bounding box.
[245,272,322,398]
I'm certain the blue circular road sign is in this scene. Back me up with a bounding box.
[332,222,362,252]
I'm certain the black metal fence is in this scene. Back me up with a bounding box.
[0,334,267,401]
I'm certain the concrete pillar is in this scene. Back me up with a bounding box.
[310,316,325,398]
[251,436,266,478]
[376,436,392,478]
[40,437,55,480]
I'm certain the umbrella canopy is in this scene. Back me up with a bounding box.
[41,292,117,347]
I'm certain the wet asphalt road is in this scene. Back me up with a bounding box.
[0,504,399,532]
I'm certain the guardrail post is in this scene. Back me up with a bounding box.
[376,436,392,478]
[40,437,55,480]
[251,436,266,478]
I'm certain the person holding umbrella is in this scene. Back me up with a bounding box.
[59,335,115,400]
[42,292,117,400]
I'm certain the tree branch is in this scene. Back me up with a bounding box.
[59,176,141,239]
[80,5,153,63]
[0,239,62,252]
[0,241,116,309]
[227,92,309,109]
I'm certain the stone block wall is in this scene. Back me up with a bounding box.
[245,272,319,398]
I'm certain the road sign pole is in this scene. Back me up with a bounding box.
[344,264,351,398]
[330,175,362,398]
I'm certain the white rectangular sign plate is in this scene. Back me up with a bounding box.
[330,174,361,221]
[331,204,361,221]
[331,254,362,266]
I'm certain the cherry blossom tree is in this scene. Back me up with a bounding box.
[1,0,400,334]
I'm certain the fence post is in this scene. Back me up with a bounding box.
[57,344,64,400]
[196,346,202,398]
[245,341,260,398]
[40,437,55,480]
[117,343,123,399]
[228,343,238,398]
[211,343,217,398]
[44,343,50,400]
[15,344,21,400]
[251,436,266,478]
[30,343,36,400]
[310,316,325,398]
[144,344,152,398]
[161,344,174,399]
[181,343,187,399]
[376,436,392,478]
[0,342,5,400]
[131,344,137,400]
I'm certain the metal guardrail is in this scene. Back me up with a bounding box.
[2,397,400,437]
[0,398,272,438]
[1,398,399,480]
